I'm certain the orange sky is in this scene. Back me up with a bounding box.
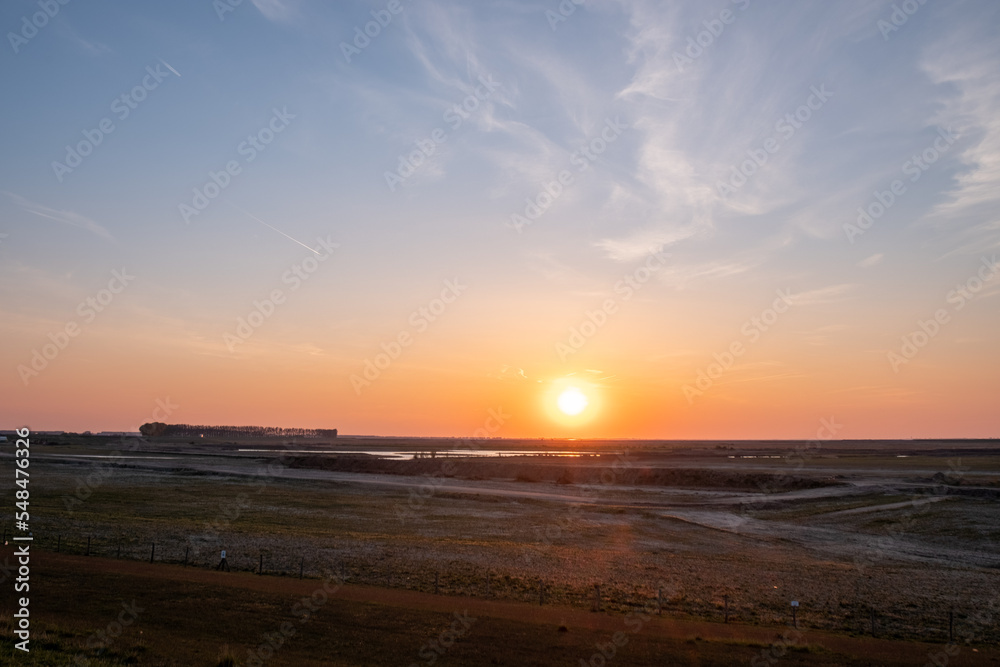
[2,1,999,439]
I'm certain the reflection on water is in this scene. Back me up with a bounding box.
[726,455,783,459]
[37,454,180,459]
[237,449,599,460]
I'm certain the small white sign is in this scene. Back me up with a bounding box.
[221,550,226,559]
[791,601,799,607]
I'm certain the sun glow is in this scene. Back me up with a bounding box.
[542,378,602,428]
[557,387,588,415]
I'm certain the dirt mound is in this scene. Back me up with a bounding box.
[285,456,838,492]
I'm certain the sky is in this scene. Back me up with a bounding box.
[1,0,998,439]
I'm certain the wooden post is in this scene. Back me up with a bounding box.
[539,581,544,606]
[724,595,729,623]
[949,610,954,643]
[86,536,91,556]
[299,557,304,580]
[434,572,440,595]
[792,604,797,629]
[150,543,155,563]
[594,584,601,612]
[657,588,662,615]
[184,546,189,566]
[259,553,263,575]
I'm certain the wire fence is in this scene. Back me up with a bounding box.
[8,526,996,646]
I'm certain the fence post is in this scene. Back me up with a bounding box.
[594,584,601,612]
[539,580,544,606]
[724,595,729,624]
[184,546,189,566]
[259,553,263,575]
[434,572,440,595]
[150,543,155,563]
[657,588,662,615]
[300,557,304,580]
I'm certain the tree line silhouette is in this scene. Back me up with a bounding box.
[139,423,337,438]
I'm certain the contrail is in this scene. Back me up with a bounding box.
[226,202,320,255]
[159,59,181,77]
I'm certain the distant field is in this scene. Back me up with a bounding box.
[2,435,999,663]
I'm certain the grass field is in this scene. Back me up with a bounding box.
[3,550,999,666]
[2,435,999,664]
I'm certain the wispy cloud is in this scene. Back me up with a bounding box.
[650,233,793,289]
[858,253,884,267]
[923,31,1000,216]
[921,14,1000,254]
[251,0,299,23]
[4,192,114,242]
[595,225,696,262]
[795,324,850,347]
[788,284,857,306]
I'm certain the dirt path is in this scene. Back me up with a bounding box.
[31,551,1000,665]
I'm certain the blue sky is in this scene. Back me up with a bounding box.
[1,0,998,437]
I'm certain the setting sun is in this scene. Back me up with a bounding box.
[557,387,589,416]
